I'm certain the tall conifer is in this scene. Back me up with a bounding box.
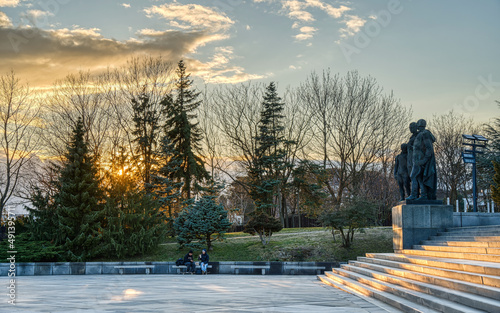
[164,60,209,199]
[55,118,104,261]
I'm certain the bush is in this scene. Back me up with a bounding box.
[0,233,62,262]
[319,197,377,248]
[244,211,283,246]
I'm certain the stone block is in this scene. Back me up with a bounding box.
[152,262,170,274]
[70,262,85,275]
[85,262,102,275]
[34,262,52,275]
[17,263,34,276]
[102,262,121,274]
[52,263,70,275]
[269,262,282,275]
[0,263,10,276]
[393,204,453,250]
[217,262,234,274]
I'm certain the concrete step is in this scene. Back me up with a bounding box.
[399,249,500,263]
[329,269,484,313]
[350,260,500,301]
[437,231,500,236]
[429,235,500,242]
[342,263,500,312]
[421,240,500,248]
[447,225,500,232]
[413,245,500,255]
[362,254,500,286]
[318,274,439,313]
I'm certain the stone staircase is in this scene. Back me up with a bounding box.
[318,225,500,313]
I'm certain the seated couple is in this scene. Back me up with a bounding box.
[183,249,209,274]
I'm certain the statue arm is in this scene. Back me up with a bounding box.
[419,135,434,165]
[394,156,399,178]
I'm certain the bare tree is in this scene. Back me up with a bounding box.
[0,71,40,220]
[42,70,113,160]
[300,70,411,210]
[211,82,263,188]
[198,87,224,180]
[432,111,478,206]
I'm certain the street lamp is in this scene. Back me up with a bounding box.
[461,134,488,212]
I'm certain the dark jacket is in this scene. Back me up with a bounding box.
[199,253,209,263]
[184,253,194,264]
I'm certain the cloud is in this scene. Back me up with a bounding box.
[295,26,316,41]
[0,0,19,7]
[26,9,54,19]
[121,3,130,8]
[144,3,234,31]
[340,15,366,38]
[186,46,267,84]
[281,0,352,40]
[0,11,11,27]
[0,24,229,86]
[283,0,314,22]
[0,3,262,86]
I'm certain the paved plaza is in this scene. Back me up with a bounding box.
[2,275,400,312]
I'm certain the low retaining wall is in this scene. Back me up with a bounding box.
[0,261,337,276]
[453,212,500,227]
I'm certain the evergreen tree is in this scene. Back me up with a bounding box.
[245,82,290,245]
[132,93,165,185]
[101,148,168,259]
[249,82,288,215]
[26,187,59,242]
[54,118,105,261]
[174,183,231,250]
[151,136,183,236]
[290,160,327,218]
[163,60,209,199]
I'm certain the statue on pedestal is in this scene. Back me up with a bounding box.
[406,119,437,201]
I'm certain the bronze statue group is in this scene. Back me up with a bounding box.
[394,119,437,201]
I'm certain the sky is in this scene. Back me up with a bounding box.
[1,0,499,123]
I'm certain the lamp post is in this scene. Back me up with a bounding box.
[461,134,488,212]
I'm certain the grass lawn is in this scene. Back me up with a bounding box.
[118,226,394,263]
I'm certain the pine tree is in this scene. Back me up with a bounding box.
[174,183,232,250]
[249,82,289,215]
[151,136,183,236]
[245,82,290,245]
[132,93,165,185]
[101,148,168,258]
[163,60,209,199]
[54,118,105,261]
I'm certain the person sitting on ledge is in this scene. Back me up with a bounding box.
[183,250,196,274]
[199,249,209,275]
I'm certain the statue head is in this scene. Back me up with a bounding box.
[409,122,417,134]
[417,119,427,132]
[401,143,408,153]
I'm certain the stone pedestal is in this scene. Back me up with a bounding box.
[392,204,453,251]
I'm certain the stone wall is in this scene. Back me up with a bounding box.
[0,261,338,276]
[453,212,500,227]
